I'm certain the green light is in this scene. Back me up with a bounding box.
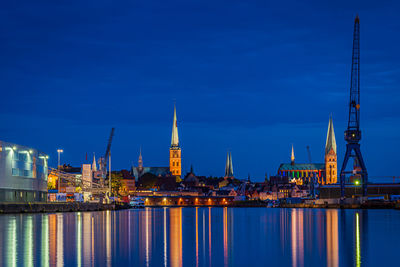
[355,180,360,185]
[356,212,361,267]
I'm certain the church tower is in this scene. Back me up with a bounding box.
[325,115,337,184]
[224,151,234,178]
[169,104,181,178]
[291,144,295,165]
[92,153,97,172]
[137,147,144,177]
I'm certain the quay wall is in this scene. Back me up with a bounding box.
[0,202,129,214]
[320,184,400,199]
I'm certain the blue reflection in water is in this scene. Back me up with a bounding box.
[0,208,399,266]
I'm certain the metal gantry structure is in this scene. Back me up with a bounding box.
[49,128,116,196]
[340,15,368,197]
[49,167,107,193]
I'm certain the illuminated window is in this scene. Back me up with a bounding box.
[12,168,18,176]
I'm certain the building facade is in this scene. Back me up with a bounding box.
[0,140,48,202]
[131,148,170,178]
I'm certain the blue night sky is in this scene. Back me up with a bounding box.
[1,1,400,181]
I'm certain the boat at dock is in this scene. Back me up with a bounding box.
[129,197,145,208]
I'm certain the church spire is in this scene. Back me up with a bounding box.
[291,144,295,165]
[225,151,230,177]
[224,151,234,177]
[325,115,337,154]
[138,146,143,168]
[171,104,179,147]
[92,152,97,172]
[229,152,233,176]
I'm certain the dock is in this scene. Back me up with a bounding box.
[0,202,130,214]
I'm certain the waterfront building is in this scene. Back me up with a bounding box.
[118,170,136,194]
[170,104,182,178]
[183,165,199,187]
[277,116,338,185]
[224,151,234,179]
[278,145,325,185]
[0,140,48,202]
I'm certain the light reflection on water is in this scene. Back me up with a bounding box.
[0,208,398,266]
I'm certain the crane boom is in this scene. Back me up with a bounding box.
[306,146,312,164]
[105,128,115,161]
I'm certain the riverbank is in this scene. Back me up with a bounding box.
[0,202,130,214]
[1,201,399,214]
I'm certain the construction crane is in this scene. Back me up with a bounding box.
[102,128,115,172]
[340,16,368,198]
[100,128,115,178]
[306,146,312,164]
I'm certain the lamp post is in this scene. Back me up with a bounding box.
[109,152,112,200]
[57,149,63,192]
[57,149,63,170]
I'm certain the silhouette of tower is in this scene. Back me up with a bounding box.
[340,15,368,197]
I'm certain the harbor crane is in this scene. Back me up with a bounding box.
[340,15,368,197]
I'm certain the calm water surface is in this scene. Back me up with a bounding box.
[0,208,399,266]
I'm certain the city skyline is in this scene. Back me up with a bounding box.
[1,1,400,181]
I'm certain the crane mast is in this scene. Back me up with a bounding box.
[340,16,368,198]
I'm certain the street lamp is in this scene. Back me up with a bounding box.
[57,149,63,170]
[57,149,63,193]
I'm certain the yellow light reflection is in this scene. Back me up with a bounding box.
[202,210,206,265]
[326,210,338,267]
[49,215,57,266]
[223,207,228,267]
[170,208,182,267]
[291,209,304,267]
[356,212,361,267]
[83,213,92,267]
[196,207,199,267]
[208,207,212,266]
